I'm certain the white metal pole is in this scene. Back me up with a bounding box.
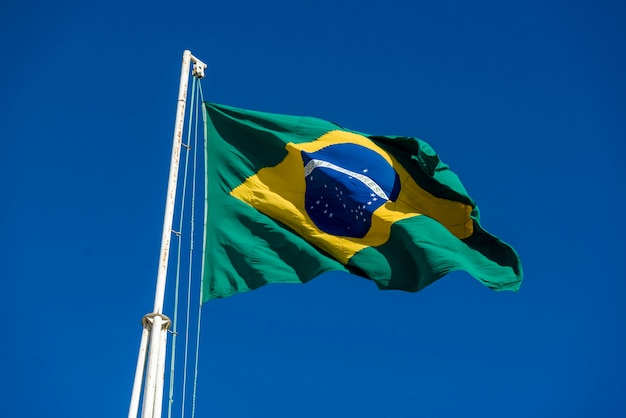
[128,326,150,418]
[142,315,164,418]
[153,50,192,314]
[129,50,207,418]
[153,323,170,418]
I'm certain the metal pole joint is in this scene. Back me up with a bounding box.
[142,313,172,331]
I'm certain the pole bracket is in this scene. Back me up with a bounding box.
[191,55,207,79]
[141,313,172,331]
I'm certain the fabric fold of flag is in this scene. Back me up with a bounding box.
[202,102,522,302]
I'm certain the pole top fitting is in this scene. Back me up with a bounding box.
[191,54,207,79]
[141,312,172,330]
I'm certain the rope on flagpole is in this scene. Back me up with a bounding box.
[166,74,199,418]
[161,62,205,418]
[181,75,201,418]
[190,80,206,418]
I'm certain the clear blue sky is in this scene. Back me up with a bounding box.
[2,1,625,417]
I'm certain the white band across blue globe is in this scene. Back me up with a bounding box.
[303,158,390,201]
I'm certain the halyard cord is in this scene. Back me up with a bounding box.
[166,76,201,418]
[181,75,198,418]
[190,80,205,418]
[166,75,194,418]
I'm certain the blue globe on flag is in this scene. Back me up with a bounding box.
[302,143,401,238]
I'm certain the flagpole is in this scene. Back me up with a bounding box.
[129,50,206,418]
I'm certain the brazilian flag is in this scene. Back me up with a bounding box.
[202,103,522,302]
